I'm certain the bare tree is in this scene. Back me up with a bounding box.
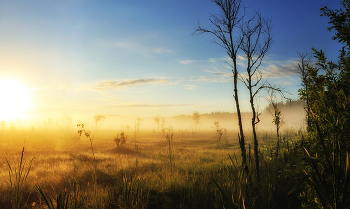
[194,0,274,179]
[239,11,273,183]
[297,52,311,131]
[194,0,249,174]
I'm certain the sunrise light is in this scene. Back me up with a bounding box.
[0,78,31,121]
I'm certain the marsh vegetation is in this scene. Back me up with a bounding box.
[0,119,304,208]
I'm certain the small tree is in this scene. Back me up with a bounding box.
[114,132,127,148]
[154,116,160,133]
[136,118,143,133]
[213,121,224,145]
[93,115,105,130]
[267,89,283,157]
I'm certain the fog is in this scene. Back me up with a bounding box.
[0,100,306,137]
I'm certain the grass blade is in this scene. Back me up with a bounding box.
[36,184,54,209]
[211,176,238,209]
[288,174,311,195]
[341,152,349,209]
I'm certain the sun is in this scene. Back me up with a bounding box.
[0,78,32,121]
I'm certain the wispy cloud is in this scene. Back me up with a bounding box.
[184,85,197,90]
[261,59,299,78]
[111,40,171,57]
[208,56,232,63]
[179,59,197,64]
[189,76,232,83]
[206,55,300,79]
[88,79,172,90]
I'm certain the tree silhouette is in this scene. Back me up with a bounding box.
[194,0,275,180]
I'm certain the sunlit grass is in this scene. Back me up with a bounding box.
[0,127,305,208]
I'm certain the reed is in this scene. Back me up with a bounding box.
[6,147,33,209]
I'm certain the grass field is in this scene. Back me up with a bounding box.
[0,127,304,208]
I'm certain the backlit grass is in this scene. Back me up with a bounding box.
[0,128,304,208]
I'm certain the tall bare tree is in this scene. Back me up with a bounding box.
[194,0,249,174]
[239,11,273,183]
[194,0,275,180]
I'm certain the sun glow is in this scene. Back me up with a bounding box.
[0,78,32,121]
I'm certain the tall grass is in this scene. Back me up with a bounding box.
[290,123,350,208]
[6,147,33,209]
[212,133,304,208]
[36,180,86,209]
[121,174,148,208]
[166,133,174,171]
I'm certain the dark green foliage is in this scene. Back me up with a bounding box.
[321,0,350,47]
[294,1,350,207]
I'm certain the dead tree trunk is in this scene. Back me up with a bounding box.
[194,0,249,174]
[240,11,273,183]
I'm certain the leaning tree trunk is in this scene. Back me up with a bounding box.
[276,120,280,158]
[233,59,249,174]
[249,81,260,183]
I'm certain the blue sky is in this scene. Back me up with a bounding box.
[0,0,344,121]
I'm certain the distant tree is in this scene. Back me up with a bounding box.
[154,116,160,133]
[192,111,200,132]
[213,121,224,145]
[93,115,105,130]
[136,118,143,133]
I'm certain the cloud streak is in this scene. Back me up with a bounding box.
[90,79,171,90]
[112,40,171,57]
[206,55,300,79]
[184,84,197,90]
[100,103,190,108]
[261,59,299,78]
[179,59,197,64]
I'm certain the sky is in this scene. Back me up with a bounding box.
[0,0,345,123]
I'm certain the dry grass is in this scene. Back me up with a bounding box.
[0,127,303,208]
